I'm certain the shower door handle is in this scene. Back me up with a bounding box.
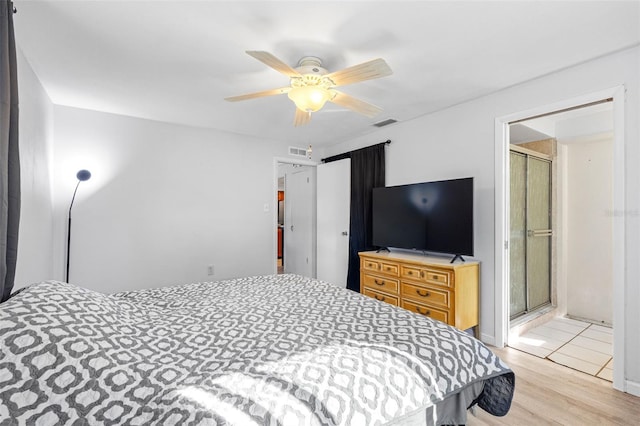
[527,229,553,237]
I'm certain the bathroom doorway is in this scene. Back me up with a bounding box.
[507,100,616,382]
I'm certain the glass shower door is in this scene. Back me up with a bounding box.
[510,152,527,317]
[527,157,552,311]
[510,150,552,319]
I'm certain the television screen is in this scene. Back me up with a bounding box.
[372,177,474,256]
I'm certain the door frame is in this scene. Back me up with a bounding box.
[494,86,626,391]
[272,157,317,275]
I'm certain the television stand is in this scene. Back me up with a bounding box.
[376,247,390,253]
[450,254,465,263]
[359,251,479,336]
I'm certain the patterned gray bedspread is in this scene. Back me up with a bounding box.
[0,274,514,425]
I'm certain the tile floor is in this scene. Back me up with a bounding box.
[509,317,613,381]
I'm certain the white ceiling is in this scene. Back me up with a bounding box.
[13,1,640,147]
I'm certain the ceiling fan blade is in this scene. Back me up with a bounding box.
[224,87,291,102]
[246,51,302,78]
[325,58,392,87]
[329,91,382,118]
[294,108,311,127]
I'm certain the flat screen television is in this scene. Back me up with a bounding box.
[372,177,474,259]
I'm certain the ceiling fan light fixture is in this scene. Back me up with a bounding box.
[288,85,331,112]
[226,51,393,125]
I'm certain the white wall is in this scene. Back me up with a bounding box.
[52,106,292,293]
[320,46,640,386]
[564,138,613,324]
[322,100,498,337]
[13,49,55,290]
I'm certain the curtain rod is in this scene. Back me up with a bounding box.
[321,140,390,163]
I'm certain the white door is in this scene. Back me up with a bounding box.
[316,159,351,287]
[284,166,315,277]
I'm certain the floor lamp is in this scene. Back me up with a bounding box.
[66,169,91,283]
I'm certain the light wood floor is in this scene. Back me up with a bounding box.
[468,346,640,425]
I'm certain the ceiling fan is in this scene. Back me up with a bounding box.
[225,51,393,126]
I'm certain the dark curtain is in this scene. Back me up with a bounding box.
[324,143,386,292]
[0,1,20,303]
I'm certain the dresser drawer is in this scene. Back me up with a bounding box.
[363,274,399,295]
[400,265,422,280]
[423,268,451,287]
[401,300,449,323]
[379,262,399,276]
[362,258,381,272]
[363,288,399,306]
[362,258,399,276]
[401,265,451,287]
[401,282,450,308]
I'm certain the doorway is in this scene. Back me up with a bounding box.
[284,165,315,277]
[272,156,351,285]
[494,87,625,391]
[508,104,616,382]
[508,102,614,327]
[275,161,316,278]
[277,182,284,274]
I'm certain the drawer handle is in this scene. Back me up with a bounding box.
[408,271,413,275]
[432,275,438,280]
[374,295,385,302]
[386,267,392,271]
[368,263,375,268]
[416,290,430,297]
[374,279,385,286]
[416,307,431,316]
[420,271,425,278]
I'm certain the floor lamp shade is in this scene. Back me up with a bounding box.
[76,170,91,182]
[66,170,91,283]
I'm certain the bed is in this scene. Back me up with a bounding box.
[0,274,514,425]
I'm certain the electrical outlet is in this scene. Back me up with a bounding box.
[207,265,214,276]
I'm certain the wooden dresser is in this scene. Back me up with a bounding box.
[359,251,479,334]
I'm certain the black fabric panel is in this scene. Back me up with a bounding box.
[0,1,20,303]
[476,371,516,417]
[345,145,385,292]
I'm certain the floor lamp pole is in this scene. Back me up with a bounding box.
[66,217,70,282]
[66,170,91,283]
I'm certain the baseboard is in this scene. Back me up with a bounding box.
[480,333,496,346]
[626,380,640,397]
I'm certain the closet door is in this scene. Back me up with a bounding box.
[317,159,350,288]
